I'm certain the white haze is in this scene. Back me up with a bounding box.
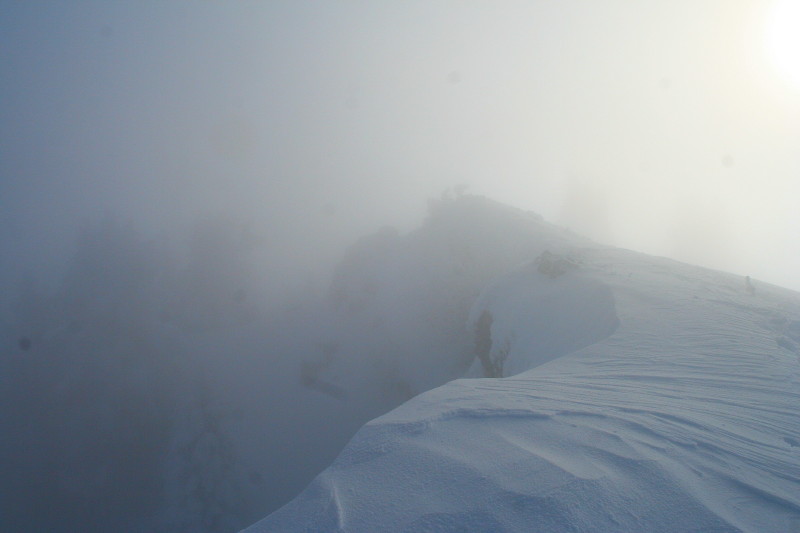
[2,2,800,532]
[2,1,800,294]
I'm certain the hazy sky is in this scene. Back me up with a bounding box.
[2,1,800,291]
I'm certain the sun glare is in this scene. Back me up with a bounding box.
[765,0,800,87]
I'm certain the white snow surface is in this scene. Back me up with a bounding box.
[244,233,800,531]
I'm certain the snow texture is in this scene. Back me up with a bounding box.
[245,221,800,532]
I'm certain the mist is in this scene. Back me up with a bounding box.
[3,1,800,531]
[4,1,800,292]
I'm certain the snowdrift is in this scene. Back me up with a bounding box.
[245,214,800,531]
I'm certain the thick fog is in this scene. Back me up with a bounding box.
[3,1,800,532]
[3,1,800,292]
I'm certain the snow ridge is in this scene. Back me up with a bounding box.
[244,212,800,532]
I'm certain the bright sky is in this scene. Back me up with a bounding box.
[2,1,800,291]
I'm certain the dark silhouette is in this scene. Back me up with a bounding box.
[745,275,755,295]
[475,310,500,377]
[535,251,577,278]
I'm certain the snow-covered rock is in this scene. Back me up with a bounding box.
[311,195,587,414]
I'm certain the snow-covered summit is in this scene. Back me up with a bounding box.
[245,199,800,532]
[314,194,587,407]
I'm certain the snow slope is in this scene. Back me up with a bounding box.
[244,223,800,531]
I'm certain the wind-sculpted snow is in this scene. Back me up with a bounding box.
[466,266,619,377]
[245,246,800,532]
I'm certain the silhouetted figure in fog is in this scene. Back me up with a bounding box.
[475,310,500,377]
[745,276,755,296]
[18,336,31,351]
